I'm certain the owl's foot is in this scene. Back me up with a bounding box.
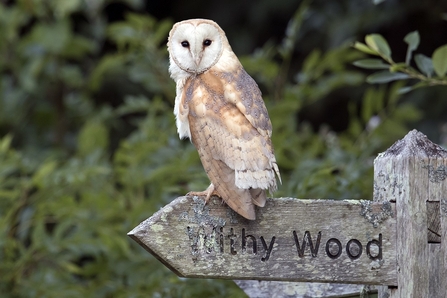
[187,184,219,203]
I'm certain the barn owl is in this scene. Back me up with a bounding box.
[167,19,281,220]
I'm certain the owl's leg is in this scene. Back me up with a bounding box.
[187,184,220,203]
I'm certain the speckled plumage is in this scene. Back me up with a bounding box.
[168,19,280,220]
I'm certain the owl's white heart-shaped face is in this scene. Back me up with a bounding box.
[168,20,224,74]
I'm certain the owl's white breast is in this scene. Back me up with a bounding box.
[169,60,191,140]
[173,82,191,140]
[169,47,240,141]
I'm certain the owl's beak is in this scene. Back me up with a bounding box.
[192,54,202,67]
[190,45,203,67]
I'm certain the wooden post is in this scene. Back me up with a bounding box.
[373,129,447,297]
[128,129,447,297]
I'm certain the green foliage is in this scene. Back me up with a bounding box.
[354,32,447,93]
[0,0,435,297]
[432,45,447,77]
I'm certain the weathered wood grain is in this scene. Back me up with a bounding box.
[128,196,397,285]
[373,129,447,298]
[233,280,377,298]
[427,201,441,243]
[435,197,447,296]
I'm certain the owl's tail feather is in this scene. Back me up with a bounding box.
[193,130,258,220]
[204,157,257,220]
[250,188,266,207]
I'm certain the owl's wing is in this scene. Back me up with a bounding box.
[222,67,273,139]
[185,67,280,194]
[223,67,281,190]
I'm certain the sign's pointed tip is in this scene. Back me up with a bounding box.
[127,225,139,237]
[127,221,149,240]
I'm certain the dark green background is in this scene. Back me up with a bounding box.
[1,0,446,297]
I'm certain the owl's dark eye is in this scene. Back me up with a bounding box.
[203,39,212,47]
[181,41,189,47]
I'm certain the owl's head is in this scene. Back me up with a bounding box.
[168,19,229,75]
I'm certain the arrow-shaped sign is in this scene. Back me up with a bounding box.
[128,196,397,285]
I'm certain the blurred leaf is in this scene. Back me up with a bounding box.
[152,19,173,45]
[0,134,13,153]
[387,80,406,107]
[32,160,58,188]
[353,59,389,69]
[61,65,85,88]
[365,34,392,60]
[398,81,429,94]
[353,42,379,55]
[22,20,71,55]
[366,71,409,83]
[120,0,145,9]
[108,22,140,49]
[361,86,385,123]
[303,49,323,74]
[361,89,375,123]
[432,44,447,77]
[389,62,407,72]
[107,13,171,50]
[62,35,96,59]
[52,0,82,18]
[61,261,83,275]
[116,95,152,116]
[278,0,310,59]
[78,121,109,156]
[0,5,30,44]
[404,31,420,65]
[126,12,155,29]
[88,54,126,91]
[18,57,45,91]
[397,86,413,94]
[414,54,434,78]
[393,102,422,123]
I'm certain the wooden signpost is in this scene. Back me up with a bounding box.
[128,130,447,297]
[129,197,396,284]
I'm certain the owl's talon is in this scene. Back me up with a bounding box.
[187,184,219,203]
